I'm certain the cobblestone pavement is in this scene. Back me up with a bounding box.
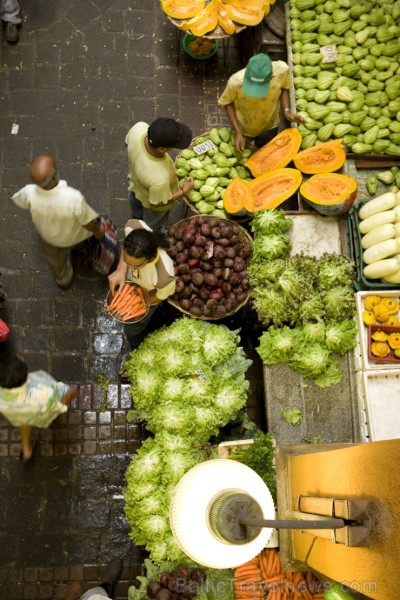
[0,1,259,598]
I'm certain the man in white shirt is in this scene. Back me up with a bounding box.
[12,155,105,290]
[0,0,21,43]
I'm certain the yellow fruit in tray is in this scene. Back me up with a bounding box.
[362,311,376,326]
[364,294,382,311]
[381,297,400,314]
[382,315,400,327]
[394,348,400,358]
[371,341,391,357]
[388,333,400,349]
[371,330,388,342]
[372,302,390,323]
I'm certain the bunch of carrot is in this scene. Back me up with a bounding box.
[107,284,147,321]
[233,548,326,600]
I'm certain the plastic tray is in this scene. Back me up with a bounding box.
[355,291,400,371]
[355,369,400,441]
[346,198,400,291]
[368,324,400,364]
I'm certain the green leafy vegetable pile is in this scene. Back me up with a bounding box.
[123,317,252,564]
[249,210,357,387]
[228,430,276,503]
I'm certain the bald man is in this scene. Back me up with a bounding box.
[12,155,104,290]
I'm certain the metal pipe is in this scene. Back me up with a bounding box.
[238,516,346,529]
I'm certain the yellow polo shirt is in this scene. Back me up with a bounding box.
[218,61,291,137]
[125,122,179,211]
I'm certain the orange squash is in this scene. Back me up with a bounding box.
[223,1,266,25]
[372,303,390,323]
[293,139,346,174]
[300,173,357,216]
[381,297,399,314]
[181,0,218,36]
[217,2,236,35]
[371,341,391,357]
[245,129,302,177]
[161,0,205,20]
[223,177,254,215]
[388,333,400,349]
[249,168,302,212]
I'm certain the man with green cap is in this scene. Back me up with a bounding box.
[218,53,305,153]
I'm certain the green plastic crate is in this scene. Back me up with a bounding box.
[346,198,399,291]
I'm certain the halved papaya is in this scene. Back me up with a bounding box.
[181,0,218,36]
[300,173,357,216]
[161,0,205,20]
[223,177,254,215]
[248,168,302,211]
[245,128,302,177]
[293,139,346,174]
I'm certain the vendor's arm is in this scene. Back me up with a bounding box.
[83,218,105,240]
[280,89,306,124]
[150,279,176,306]
[166,177,194,205]
[108,250,128,295]
[225,103,246,153]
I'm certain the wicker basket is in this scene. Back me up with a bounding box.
[176,132,255,222]
[167,215,252,320]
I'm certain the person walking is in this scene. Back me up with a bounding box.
[11,155,106,290]
[0,0,21,43]
[108,219,175,381]
[0,352,76,460]
[65,559,124,600]
[125,117,194,230]
[218,53,305,152]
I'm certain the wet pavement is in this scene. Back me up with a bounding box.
[0,1,267,598]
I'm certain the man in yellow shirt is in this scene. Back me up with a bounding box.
[218,53,305,152]
[125,118,194,231]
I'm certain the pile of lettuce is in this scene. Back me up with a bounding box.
[248,210,357,388]
[123,317,252,563]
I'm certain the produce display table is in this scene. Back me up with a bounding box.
[262,212,361,445]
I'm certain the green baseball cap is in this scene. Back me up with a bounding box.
[243,54,273,99]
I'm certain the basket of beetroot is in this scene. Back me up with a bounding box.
[166,215,252,319]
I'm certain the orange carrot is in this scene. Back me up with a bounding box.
[305,572,314,585]
[265,549,276,577]
[265,575,284,585]
[122,308,147,321]
[274,553,282,576]
[135,285,146,305]
[119,296,142,313]
[108,291,122,310]
[260,551,269,579]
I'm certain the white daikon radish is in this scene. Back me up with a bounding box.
[361,223,396,249]
[359,209,396,234]
[363,238,400,265]
[359,192,397,220]
[364,258,400,279]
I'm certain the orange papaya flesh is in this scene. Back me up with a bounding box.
[161,0,205,20]
[224,177,254,214]
[249,168,302,211]
[218,3,236,35]
[181,0,218,36]
[245,128,302,177]
[223,2,265,25]
[293,139,346,175]
[300,173,357,205]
